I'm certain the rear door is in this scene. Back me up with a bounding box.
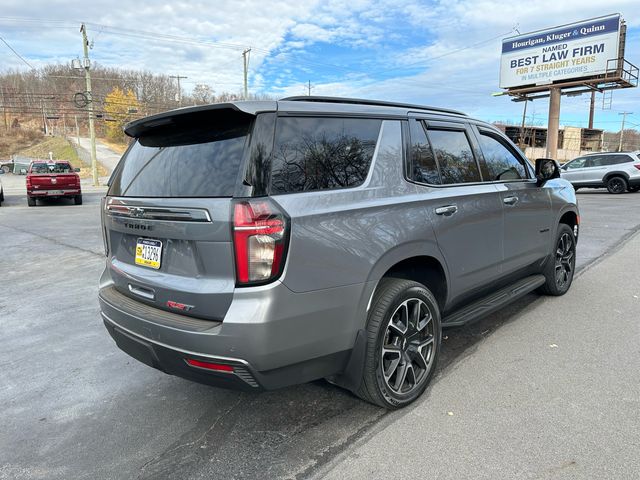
[580,155,608,183]
[472,125,552,274]
[407,117,504,303]
[103,108,255,320]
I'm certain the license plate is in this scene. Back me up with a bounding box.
[46,190,65,195]
[135,238,162,269]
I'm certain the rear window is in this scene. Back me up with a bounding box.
[270,117,381,194]
[31,162,72,174]
[109,115,250,197]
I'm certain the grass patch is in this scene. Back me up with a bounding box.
[0,129,44,159]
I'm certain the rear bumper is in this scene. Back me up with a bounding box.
[29,188,81,196]
[99,274,369,390]
[628,177,640,188]
[103,316,262,391]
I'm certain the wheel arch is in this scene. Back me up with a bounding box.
[603,171,630,183]
[362,242,450,319]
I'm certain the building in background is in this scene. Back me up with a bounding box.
[496,125,604,162]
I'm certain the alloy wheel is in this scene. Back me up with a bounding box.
[609,178,625,194]
[381,298,435,395]
[555,232,574,289]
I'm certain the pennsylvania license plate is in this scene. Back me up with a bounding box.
[135,238,162,269]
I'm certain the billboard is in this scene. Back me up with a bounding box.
[500,14,621,89]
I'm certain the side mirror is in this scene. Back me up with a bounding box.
[74,168,81,172]
[535,158,561,186]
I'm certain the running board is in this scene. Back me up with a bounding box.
[442,274,546,328]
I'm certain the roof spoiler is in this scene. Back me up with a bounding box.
[123,101,275,137]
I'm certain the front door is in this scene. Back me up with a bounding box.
[472,126,552,275]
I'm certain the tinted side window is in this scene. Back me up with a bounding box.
[409,120,440,184]
[608,154,634,165]
[427,129,481,184]
[477,132,526,181]
[565,157,587,169]
[584,156,604,167]
[270,117,381,194]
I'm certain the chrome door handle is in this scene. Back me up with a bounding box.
[503,196,519,205]
[435,205,458,216]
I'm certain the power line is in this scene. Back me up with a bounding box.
[0,36,35,70]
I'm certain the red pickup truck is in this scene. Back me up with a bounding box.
[26,161,82,206]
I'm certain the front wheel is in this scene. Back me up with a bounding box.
[538,224,576,296]
[606,176,627,194]
[357,278,441,409]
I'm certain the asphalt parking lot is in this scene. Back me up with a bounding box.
[1,180,639,480]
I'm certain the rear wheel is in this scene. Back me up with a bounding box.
[357,278,441,409]
[606,176,627,194]
[27,196,36,207]
[538,224,576,296]
[74,194,83,205]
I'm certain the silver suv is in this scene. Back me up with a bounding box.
[560,151,640,194]
[99,97,579,409]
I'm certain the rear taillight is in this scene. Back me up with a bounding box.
[233,200,288,285]
[634,164,640,171]
[100,197,109,256]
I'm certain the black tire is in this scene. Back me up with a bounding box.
[538,224,576,296]
[27,196,36,207]
[606,176,627,194]
[357,278,441,409]
[74,194,83,205]
[628,186,640,193]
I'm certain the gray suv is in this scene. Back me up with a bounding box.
[99,97,579,409]
[560,151,640,194]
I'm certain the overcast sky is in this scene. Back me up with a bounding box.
[1,0,639,131]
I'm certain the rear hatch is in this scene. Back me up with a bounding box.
[103,107,254,321]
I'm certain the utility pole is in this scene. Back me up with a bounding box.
[307,80,313,96]
[41,100,47,135]
[588,91,596,129]
[242,48,251,100]
[0,86,7,131]
[81,23,99,186]
[169,75,187,107]
[74,115,80,145]
[618,111,632,152]
[519,99,529,150]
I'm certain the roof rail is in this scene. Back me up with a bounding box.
[280,96,467,116]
